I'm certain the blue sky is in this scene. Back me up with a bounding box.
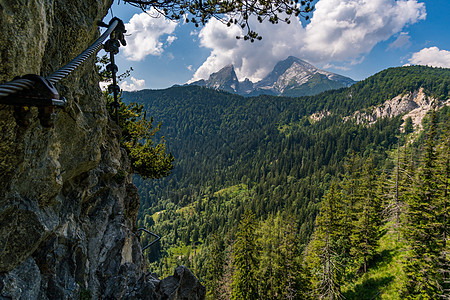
[103,0,450,91]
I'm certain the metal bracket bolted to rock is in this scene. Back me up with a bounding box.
[0,18,125,128]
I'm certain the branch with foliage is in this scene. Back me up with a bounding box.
[97,55,174,179]
[105,93,174,179]
[122,0,314,41]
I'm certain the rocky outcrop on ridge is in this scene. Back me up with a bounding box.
[343,88,449,131]
[0,0,204,299]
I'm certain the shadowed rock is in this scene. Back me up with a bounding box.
[0,0,204,299]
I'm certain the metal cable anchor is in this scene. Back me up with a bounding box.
[0,18,122,127]
[0,74,66,127]
[100,17,127,124]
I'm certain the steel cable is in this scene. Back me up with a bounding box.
[0,79,34,97]
[0,19,119,98]
[46,19,118,84]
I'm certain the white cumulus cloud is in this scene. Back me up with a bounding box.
[408,47,450,68]
[167,35,177,45]
[191,17,307,82]
[122,9,178,61]
[120,77,146,91]
[191,0,426,82]
[302,0,426,62]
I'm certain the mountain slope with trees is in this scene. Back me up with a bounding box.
[122,65,450,298]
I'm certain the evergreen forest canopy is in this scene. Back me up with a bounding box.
[121,65,450,299]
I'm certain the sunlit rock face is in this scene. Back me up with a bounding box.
[0,0,204,299]
[343,87,449,132]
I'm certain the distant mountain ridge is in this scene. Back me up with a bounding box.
[189,56,356,97]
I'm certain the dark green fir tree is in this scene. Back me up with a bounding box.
[306,183,344,300]
[205,232,225,299]
[402,110,443,299]
[351,155,382,274]
[435,114,450,298]
[231,209,259,300]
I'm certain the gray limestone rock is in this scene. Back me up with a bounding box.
[0,257,41,300]
[0,0,204,299]
[157,266,206,300]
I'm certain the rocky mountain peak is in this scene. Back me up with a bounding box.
[189,56,356,97]
[266,56,316,79]
[208,64,239,92]
[255,56,355,94]
[191,64,240,94]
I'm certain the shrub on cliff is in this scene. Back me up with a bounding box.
[106,93,174,179]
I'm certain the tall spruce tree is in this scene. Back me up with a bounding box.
[278,214,311,300]
[258,213,310,299]
[232,209,259,300]
[205,232,225,299]
[385,140,404,241]
[384,140,416,242]
[402,110,443,298]
[306,183,344,300]
[257,215,277,299]
[435,116,450,298]
[339,154,361,277]
[351,155,382,274]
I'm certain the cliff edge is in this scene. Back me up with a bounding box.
[0,0,204,298]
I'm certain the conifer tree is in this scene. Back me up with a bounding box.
[231,209,259,300]
[339,154,361,276]
[351,155,382,274]
[435,116,450,298]
[219,244,234,300]
[205,232,225,299]
[278,214,311,300]
[404,116,414,134]
[257,215,277,299]
[383,140,416,242]
[306,183,344,300]
[257,213,310,299]
[402,110,443,298]
[384,141,403,241]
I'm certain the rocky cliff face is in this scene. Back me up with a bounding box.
[342,88,450,131]
[0,0,204,299]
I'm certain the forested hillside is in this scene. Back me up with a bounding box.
[122,65,450,299]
